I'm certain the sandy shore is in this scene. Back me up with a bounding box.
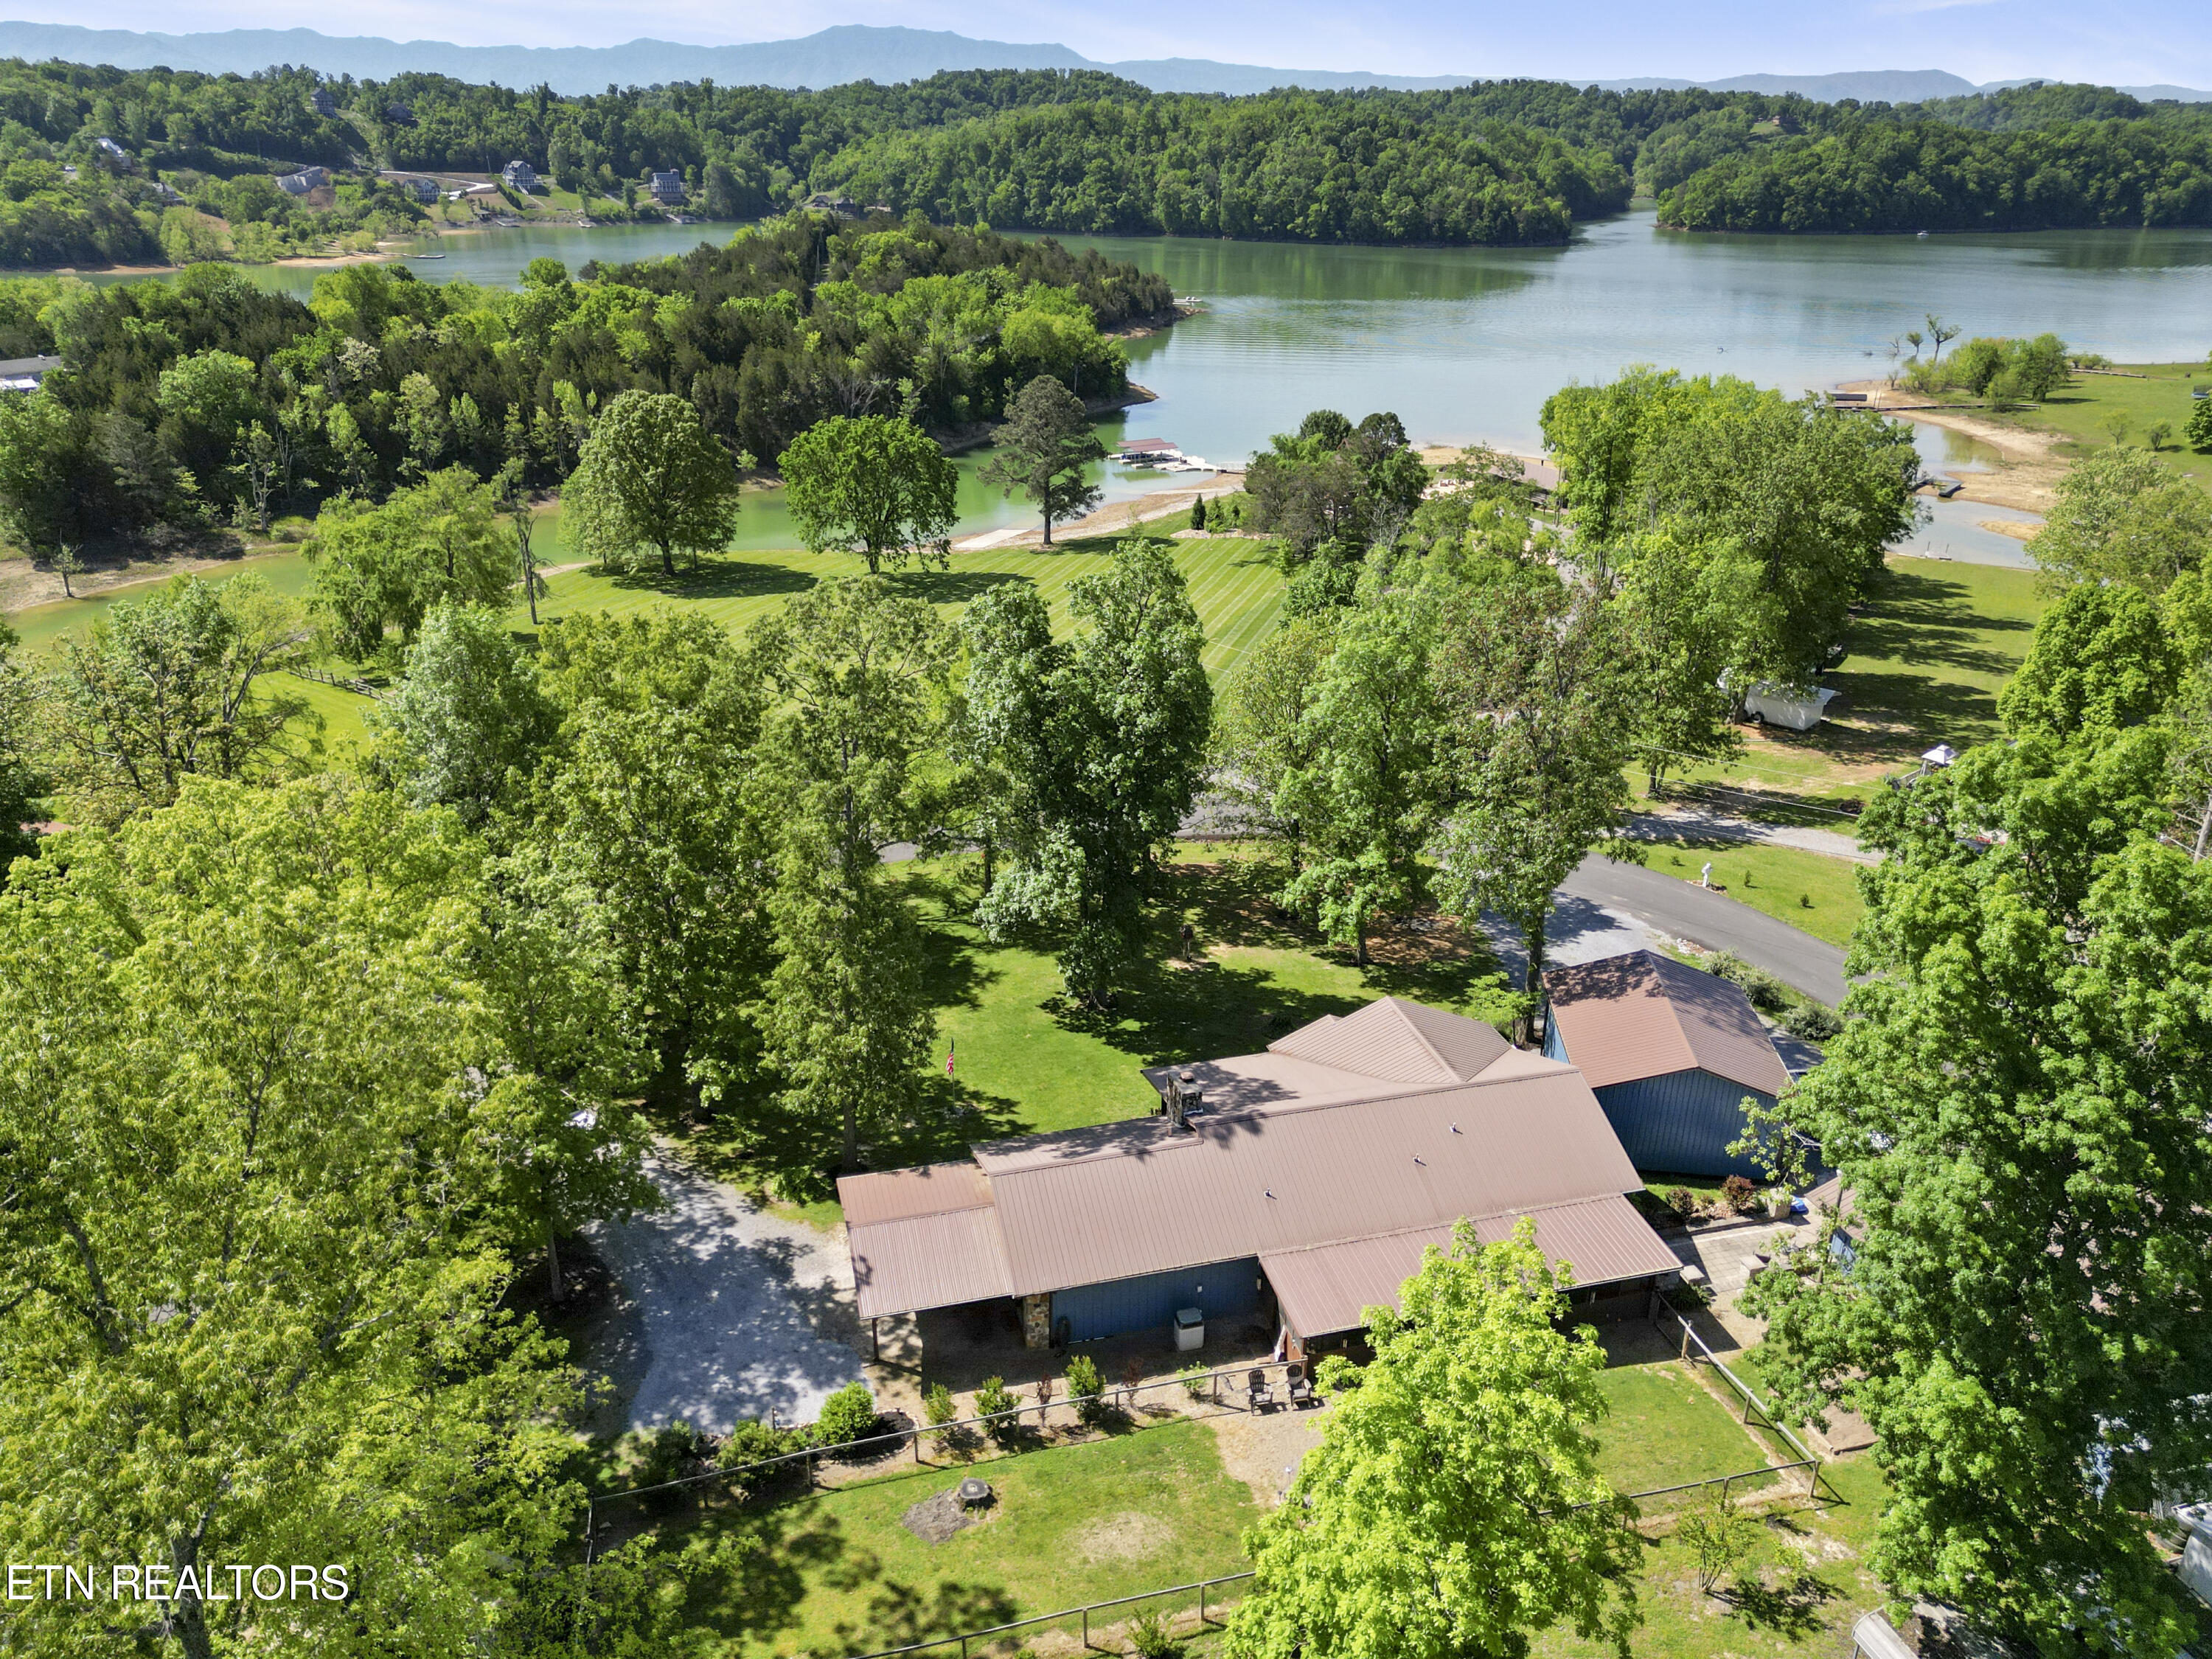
[1836,379,2066,513]
[952,471,1247,552]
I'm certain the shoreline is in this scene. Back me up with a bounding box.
[1836,378,2066,512]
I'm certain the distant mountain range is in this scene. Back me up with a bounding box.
[0,21,2204,104]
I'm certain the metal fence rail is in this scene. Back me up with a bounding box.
[582,1356,1318,1563]
[286,665,380,698]
[1647,1300,1840,1507]
[844,1572,1257,1659]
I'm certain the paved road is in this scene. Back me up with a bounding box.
[588,1150,863,1434]
[1560,854,1851,1007]
[1627,807,1876,866]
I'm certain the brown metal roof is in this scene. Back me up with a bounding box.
[1545,950,1790,1098]
[1267,995,1511,1083]
[987,1066,1643,1297]
[1261,1194,1686,1338]
[1137,998,1518,1115]
[841,997,1672,1323]
[840,1160,992,1225]
[846,1206,1012,1321]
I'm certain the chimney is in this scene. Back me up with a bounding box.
[1166,1070,1199,1132]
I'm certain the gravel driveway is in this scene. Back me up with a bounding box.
[588,1149,864,1435]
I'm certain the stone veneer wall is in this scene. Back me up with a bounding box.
[1020,1293,1053,1350]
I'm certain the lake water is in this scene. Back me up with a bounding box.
[206,209,2212,464]
[83,209,2212,545]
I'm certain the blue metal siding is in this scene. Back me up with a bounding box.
[1542,1016,1568,1064]
[1594,1069,1773,1178]
[1051,1258,1265,1343]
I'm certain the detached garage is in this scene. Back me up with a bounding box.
[1543,950,1795,1179]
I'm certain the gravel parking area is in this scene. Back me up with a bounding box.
[588,1149,865,1434]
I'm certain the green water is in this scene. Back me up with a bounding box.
[38,209,2212,622]
[114,209,2212,464]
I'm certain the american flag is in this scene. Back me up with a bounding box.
[945,1039,956,1077]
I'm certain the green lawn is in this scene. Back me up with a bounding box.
[1660,553,2045,815]
[1593,1360,1778,1503]
[4,524,1286,759]
[516,529,1287,682]
[1631,838,1865,950]
[1984,363,2212,490]
[682,847,1522,1191]
[653,1419,1257,1658]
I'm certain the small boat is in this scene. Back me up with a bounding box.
[1917,230,1930,239]
[408,251,446,259]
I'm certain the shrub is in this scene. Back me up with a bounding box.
[1707,950,1788,1014]
[1675,1486,1759,1593]
[1125,1607,1182,1659]
[1189,495,1207,532]
[975,1375,1020,1442]
[1664,1185,1698,1221]
[1067,1353,1107,1424]
[924,1381,957,1435]
[717,1417,806,1470]
[1721,1173,1758,1212]
[815,1381,877,1450]
[1781,1002,1842,1042]
[1178,1361,1211,1400]
[634,1419,712,1511]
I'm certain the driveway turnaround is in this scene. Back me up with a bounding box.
[588,1150,864,1435]
[1560,854,1850,1007]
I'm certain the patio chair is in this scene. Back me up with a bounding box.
[1286,1364,1314,1407]
[1246,1368,1275,1413]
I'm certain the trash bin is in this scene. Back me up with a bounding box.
[1174,1307,1204,1352]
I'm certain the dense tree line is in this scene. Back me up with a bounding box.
[0,214,1162,548]
[1658,116,2212,233]
[7,52,2212,264]
[813,94,1627,243]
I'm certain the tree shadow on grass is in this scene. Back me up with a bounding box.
[885,568,1027,605]
[658,1498,846,1646]
[600,556,817,601]
[1052,855,1518,1068]
[825,1579,1020,1656]
[1718,1569,1837,1639]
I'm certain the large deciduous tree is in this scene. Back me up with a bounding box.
[746,577,956,1174]
[1224,1218,1641,1659]
[1998,579,2181,742]
[1276,555,1447,967]
[961,538,1211,1005]
[36,572,316,827]
[781,414,959,574]
[1432,572,1634,1010]
[0,778,646,1658]
[1247,408,1430,580]
[1607,522,1762,790]
[978,374,1102,545]
[1211,611,1340,871]
[564,389,743,577]
[305,465,517,661]
[1541,368,1916,683]
[375,599,558,825]
[531,611,773,1109]
[2026,443,2212,595]
[1743,728,2212,1659]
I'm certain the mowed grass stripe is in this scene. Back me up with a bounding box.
[518,537,1285,684]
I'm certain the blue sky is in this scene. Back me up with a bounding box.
[22,0,2212,88]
